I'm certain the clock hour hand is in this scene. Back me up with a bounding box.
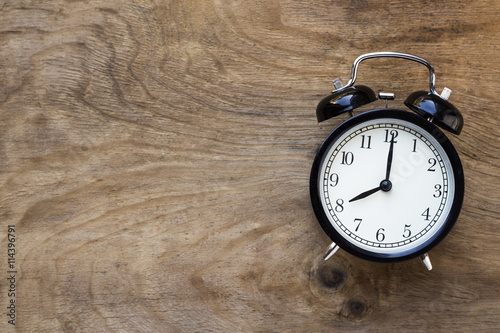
[349,179,392,203]
[349,185,381,202]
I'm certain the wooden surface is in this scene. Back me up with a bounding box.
[1,1,499,332]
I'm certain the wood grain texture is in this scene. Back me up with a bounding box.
[0,0,499,332]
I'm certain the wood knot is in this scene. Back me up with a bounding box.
[317,262,348,290]
[347,299,365,315]
[63,321,77,332]
[341,298,368,320]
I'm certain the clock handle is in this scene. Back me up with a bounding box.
[321,52,463,134]
[339,52,438,95]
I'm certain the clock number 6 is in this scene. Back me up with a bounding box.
[376,228,385,242]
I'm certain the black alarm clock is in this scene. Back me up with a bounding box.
[310,52,464,270]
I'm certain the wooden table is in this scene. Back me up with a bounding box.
[1,1,499,332]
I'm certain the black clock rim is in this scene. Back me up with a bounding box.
[309,109,465,263]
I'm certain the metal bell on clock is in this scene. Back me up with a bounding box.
[405,89,464,134]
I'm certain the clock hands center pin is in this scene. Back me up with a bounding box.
[349,137,395,203]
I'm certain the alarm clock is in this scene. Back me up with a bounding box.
[309,52,465,270]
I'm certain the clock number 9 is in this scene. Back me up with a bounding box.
[329,173,339,187]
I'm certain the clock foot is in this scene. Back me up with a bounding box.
[419,253,433,271]
[323,242,340,261]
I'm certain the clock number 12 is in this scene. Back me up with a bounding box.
[384,129,398,143]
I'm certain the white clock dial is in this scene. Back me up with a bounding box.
[318,118,455,254]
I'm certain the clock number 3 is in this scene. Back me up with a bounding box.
[433,184,442,198]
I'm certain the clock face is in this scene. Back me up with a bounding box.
[310,109,464,262]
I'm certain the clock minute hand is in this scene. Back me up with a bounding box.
[385,137,395,180]
[349,186,381,203]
